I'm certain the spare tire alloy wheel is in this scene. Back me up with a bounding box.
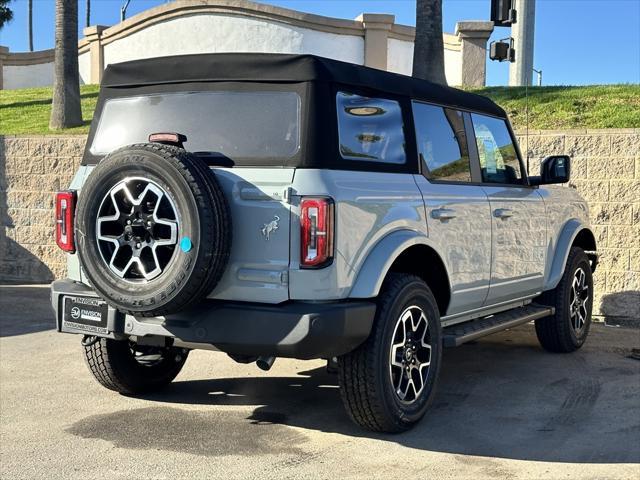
[76,144,231,316]
[96,177,179,282]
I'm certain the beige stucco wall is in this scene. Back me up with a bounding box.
[1,1,492,89]
[386,37,463,85]
[1,130,637,322]
[102,13,364,68]
[78,52,91,85]
[3,62,54,90]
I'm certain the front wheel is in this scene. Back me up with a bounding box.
[535,247,594,353]
[83,338,188,394]
[338,274,442,432]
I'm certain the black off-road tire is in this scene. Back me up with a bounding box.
[338,274,442,433]
[83,338,188,394]
[76,143,231,316]
[535,247,593,353]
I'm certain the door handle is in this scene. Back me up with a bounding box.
[494,208,514,219]
[431,208,457,221]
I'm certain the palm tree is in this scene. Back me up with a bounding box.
[0,0,13,30]
[412,0,447,85]
[50,0,82,129]
[28,0,33,51]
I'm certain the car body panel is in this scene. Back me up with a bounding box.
[415,177,492,315]
[536,185,592,290]
[288,169,426,300]
[205,168,293,304]
[481,185,547,305]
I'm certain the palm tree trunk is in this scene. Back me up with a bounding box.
[50,0,82,129]
[28,0,33,51]
[412,0,447,85]
[86,0,90,28]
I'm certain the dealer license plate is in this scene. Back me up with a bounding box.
[62,296,109,334]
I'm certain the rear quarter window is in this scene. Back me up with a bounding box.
[412,102,472,182]
[336,92,407,165]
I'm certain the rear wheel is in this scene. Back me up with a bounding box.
[338,274,442,432]
[83,338,188,394]
[535,247,593,353]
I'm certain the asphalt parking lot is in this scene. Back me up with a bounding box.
[1,285,639,479]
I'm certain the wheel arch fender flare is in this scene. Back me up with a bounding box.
[544,219,596,291]
[349,230,447,299]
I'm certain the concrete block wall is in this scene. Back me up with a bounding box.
[0,136,85,282]
[516,129,640,324]
[1,130,638,323]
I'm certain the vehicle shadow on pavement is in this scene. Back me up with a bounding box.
[0,285,54,337]
[140,326,640,464]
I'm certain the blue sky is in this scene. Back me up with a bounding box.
[1,0,639,85]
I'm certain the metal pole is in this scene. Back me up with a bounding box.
[509,0,536,86]
[533,68,542,86]
[120,0,131,22]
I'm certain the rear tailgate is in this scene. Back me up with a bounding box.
[207,168,293,303]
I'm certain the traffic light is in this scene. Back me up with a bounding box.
[491,0,517,27]
[490,39,515,63]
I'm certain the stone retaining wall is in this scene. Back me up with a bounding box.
[1,129,638,323]
[0,136,85,282]
[516,129,639,324]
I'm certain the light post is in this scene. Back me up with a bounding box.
[120,0,131,22]
[532,68,542,86]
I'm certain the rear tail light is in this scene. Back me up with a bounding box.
[300,197,334,268]
[55,190,76,253]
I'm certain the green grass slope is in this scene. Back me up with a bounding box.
[1,84,638,135]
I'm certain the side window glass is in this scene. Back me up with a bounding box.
[412,102,472,182]
[470,114,523,184]
[336,92,406,164]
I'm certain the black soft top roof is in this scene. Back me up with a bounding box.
[101,53,506,118]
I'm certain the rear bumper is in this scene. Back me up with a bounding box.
[51,279,376,359]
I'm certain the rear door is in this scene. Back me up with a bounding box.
[209,168,293,303]
[469,113,547,305]
[412,102,492,315]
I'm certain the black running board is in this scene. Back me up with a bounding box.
[442,305,554,347]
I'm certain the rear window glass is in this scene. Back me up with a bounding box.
[336,92,406,165]
[90,91,300,160]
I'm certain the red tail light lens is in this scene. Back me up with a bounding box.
[300,197,334,268]
[55,190,76,253]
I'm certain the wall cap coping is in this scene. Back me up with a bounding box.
[2,48,54,66]
[99,0,366,44]
[455,21,494,39]
[355,13,395,30]
[83,25,109,39]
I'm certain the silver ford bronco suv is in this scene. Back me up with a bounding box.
[51,53,598,432]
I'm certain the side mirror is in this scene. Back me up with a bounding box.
[530,155,571,185]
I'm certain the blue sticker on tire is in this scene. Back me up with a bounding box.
[180,237,193,252]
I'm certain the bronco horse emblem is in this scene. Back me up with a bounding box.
[261,215,280,240]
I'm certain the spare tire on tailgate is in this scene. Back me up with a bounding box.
[76,143,231,316]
